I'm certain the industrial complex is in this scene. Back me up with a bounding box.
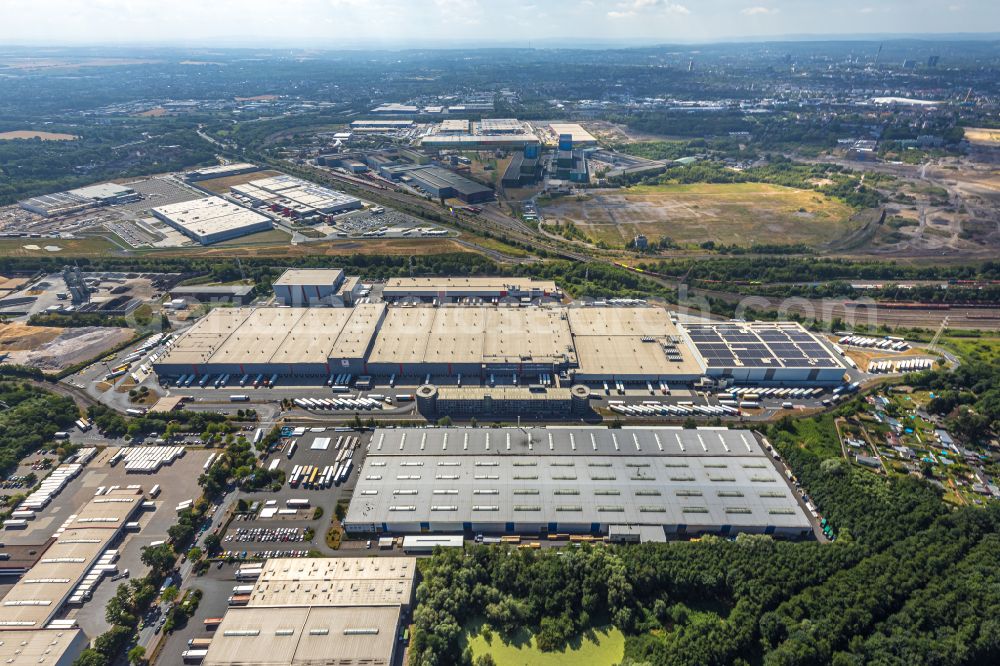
[229,174,363,219]
[272,268,363,307]
[152,276,846,387]
[19,183,141,217]
[202,557,416,666]
[344,427,812,540]
[421,118,540,150]
[0,484,150,665]
[151,196,273,245]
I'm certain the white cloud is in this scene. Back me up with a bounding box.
[741,6,777,16]
[608,0,689,19]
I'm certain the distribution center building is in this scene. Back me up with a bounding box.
[151,196,272,245]
[405,166,493,204]
[153,300,846,386]
[154,303,386,377]
[19,183,140,217]
[186,163,261,182]
[569,307,705,382]
[382,277,559,303]
[343,427,813,539]
[203,557,416,666]
[272,268,348,306]
[230,175,362,219]
[548,123,598,147]
[0,486,145,646]
[680,322,846,383]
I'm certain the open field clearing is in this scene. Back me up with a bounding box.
[0,236,124,257]
[466,625,625,666]
[541,183,857,247]
[194,169,283,194]
[213,227,291,246]
[0,130,78,141]
[0,322,63,351]
[0,325,133,372]
[0,57,157,70]
[964,127,1000,146]
[943,335,1000,364]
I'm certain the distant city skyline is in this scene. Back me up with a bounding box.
[0,0,997,47]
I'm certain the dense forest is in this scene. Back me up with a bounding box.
[408,416,1000,666]
[637,256,1000,284]
[0,119,216,205]
[0,381,77,475]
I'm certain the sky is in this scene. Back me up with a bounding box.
[0,0,997,47]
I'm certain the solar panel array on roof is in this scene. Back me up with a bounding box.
[684,323,843,369]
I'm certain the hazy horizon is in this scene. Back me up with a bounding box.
[0,0,997,49]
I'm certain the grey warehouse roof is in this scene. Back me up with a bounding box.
[345,427,811,532]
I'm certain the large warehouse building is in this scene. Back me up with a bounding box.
[19,183,141,217]
[153,301,845,385]
[230,174,362,219]
[684,322,847,383]
[202,557,416,666]
[0,486,145,631]
[382,276,559,303]
[0,487,149,666]
[272,268,363,307]
[405,166,493,204]
[570,307,704,382]
[186,162,261,182]
[151,196,272,245]
[366,306,577,378]
[344,427,813,540]
[154,303,386,377]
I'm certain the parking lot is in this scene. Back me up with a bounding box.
[215,430,372,559]
[2,446,213,639]
[154,564,236,666]
[152,372,842,424]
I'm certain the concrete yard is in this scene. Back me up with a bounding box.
[2,446,213,639]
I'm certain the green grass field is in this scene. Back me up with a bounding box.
[465,626,624,666]
[540,182,856,248]
[212,227,292,246]
[942,335,1000,365]
[779,413,844,459]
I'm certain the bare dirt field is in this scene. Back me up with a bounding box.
[964,128,1000,146]
[0,277,29,291]
[0,322,64,351]
[0,130,78,141]
[541,183,857,247]
[1,326,133,372]
[194,170,283,194]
